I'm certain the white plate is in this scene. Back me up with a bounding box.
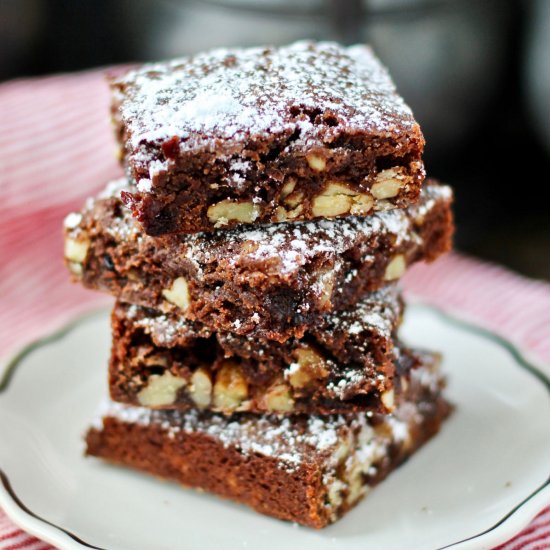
[0,304,548,550]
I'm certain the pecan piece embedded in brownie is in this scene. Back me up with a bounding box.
[109,284,408,415]
[64,180,453,342]
[111,41,425,234]
[86,352,450,528]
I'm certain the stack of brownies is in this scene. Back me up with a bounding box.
[64,41,454,528]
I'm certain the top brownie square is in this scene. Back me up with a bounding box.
[111,41,425,235]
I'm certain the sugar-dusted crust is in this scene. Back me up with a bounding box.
[108,287,416,415]
[87,359,450,528]
[111,41,425,234]
[64,180,453,342]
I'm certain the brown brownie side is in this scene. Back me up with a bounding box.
[111,41,424,235]
[86,359,450,528]
[108,286,409,415]
[64,180,453,342]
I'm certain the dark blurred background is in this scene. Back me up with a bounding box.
[1,0,549,279]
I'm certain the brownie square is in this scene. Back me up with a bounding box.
[111,41,425,234]
[108,284,414,415]
[64,180,453,342]
[87,352,449,529]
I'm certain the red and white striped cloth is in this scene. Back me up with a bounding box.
[0,69,548,549]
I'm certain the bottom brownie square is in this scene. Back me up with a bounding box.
[86,353,450,528]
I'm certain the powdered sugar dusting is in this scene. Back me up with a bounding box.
[114,41,417,156]
[126,303,211,345]
[323,284,400,340]
[184,211,393,276]
[124,283,400,366]
[94,398,416,475]
[225,159,252,189]
[137,178,152,192]
[98,400,348,471]
[68,180,451,309]
[181,182,450,275]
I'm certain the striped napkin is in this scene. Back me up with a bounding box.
[0,69,548,550]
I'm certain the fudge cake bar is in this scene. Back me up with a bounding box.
[65,180,453,342]
[87,352,449,528]
[109,286,413,415]
[110,41,425,235]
